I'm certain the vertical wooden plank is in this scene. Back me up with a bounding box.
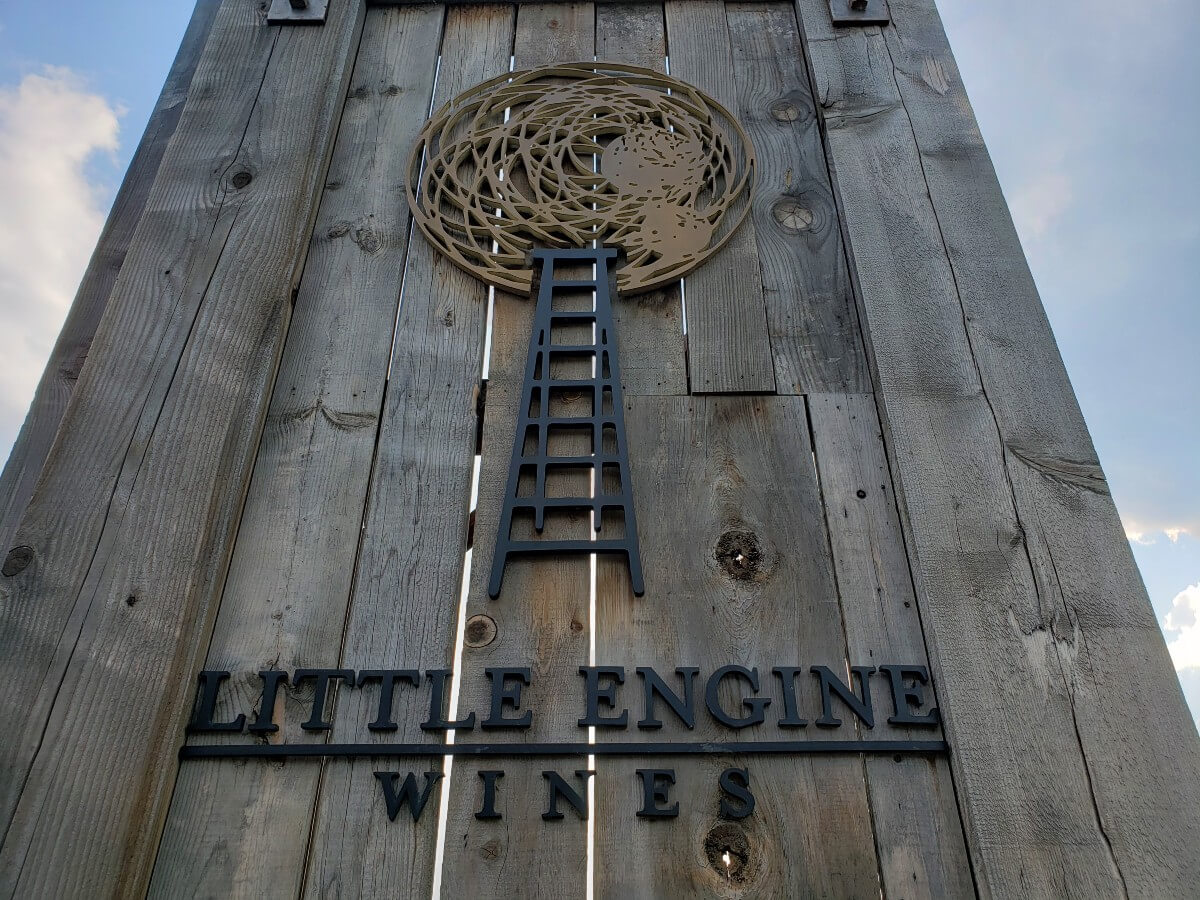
[0,0,367,895]
[1,0,280,844]
[808,392,974,899]
[726,2,868,396]
[298,6,515,898]
[437,5,596,898]
[662,1,775,394]
[0,0,221,557]
[793,0,1200,895]
[594,396,882,898]
[595,3,687,398]
[148,7,444,897]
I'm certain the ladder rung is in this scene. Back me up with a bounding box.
[540,378,608,390]
[513,497,594,509]
[537,416,615,427]
[518,454,619,466]
[502,540,633,554]
[545,345,600,354]
[532,247,618,261]
[549,311,598,321]
[548,279,597,289]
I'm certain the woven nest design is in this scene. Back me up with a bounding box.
[407,62,755,296]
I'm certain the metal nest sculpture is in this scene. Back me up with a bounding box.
[407,61,756,296]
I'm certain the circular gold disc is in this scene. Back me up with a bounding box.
[407,62,756,296]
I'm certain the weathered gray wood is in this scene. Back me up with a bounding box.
[808,392,974,898]
[726,2,868,395]
[596,3,688,398]
[148,7,443,897]
[794,0,1200,894]
[437,6,597,897]
[0,0,221,560]
[0,0,367,894]
[663,1,776,394]
[595,396,882,897]
[296,7,514,896]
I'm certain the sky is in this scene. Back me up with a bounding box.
[0,0,1196,721]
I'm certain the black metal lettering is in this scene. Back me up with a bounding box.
[187,670,246,733]
[293,669,355,731]
[247,670,287,735]
[421,669,477,731]
[374,771,443,823]
[578,666,628,728]
[636,667,698,729]
[482,667,533,730]
[771,666,807,728]
[718,767,755,819]
[812,665,875,728]
[542,770,594,821]
[358,670,420,731]
[705,665,770,729]
[879,664,939,727]
[636,768,679,818]
[476,770,505,820]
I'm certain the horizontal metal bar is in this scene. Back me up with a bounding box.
[182,740,949,760]
[533,247,619,260]
[370,1,663,5]
[504,539,632,553]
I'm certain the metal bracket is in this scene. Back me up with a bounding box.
[267,0,328,25]
[828,0,890,26]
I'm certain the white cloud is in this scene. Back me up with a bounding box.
[1009,170,1074,240]
[1126,527,1155,546]
[1124,521,1195,547]
[1164,583,1200,671]
[0,67,121,451]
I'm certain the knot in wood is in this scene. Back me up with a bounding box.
[230,171,252,190]
[352,224,381,254]
[2,545,33,577]
[715,530,763,582]
[464,614,497,648]
[704,822,753,884]
[769,98,801,122]
[771,199,813,233]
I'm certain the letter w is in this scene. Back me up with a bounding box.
[374,771,444,822]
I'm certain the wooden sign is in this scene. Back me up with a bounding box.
[0,1,1196,897]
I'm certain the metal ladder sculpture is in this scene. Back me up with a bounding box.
[487,247,644,598]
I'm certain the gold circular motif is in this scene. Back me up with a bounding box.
[407,62,755,296]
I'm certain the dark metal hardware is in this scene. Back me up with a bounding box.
[488,248,644,598]
[828,0,890,26]
[181,739,949,760]
[267,0,327,24]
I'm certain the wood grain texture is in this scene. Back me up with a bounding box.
[663,1,776,394]
[297,7,514,897]
[595,3,687,398]
[808,392,974,898]
[793,0,1200,895]
[148,7,444,898]
[726,2,867,395]
[0,0,366,895]
[436,6,596,898]
[594,396,881,898]
[0,0,221,559]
